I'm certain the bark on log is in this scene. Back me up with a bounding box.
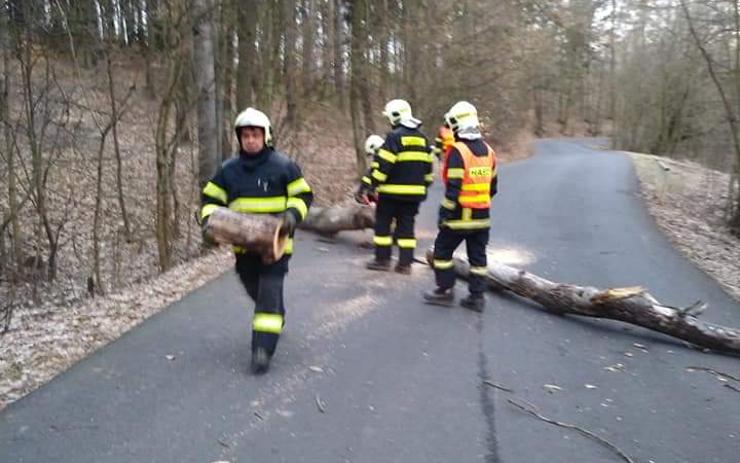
[425,250,740,354]
[298,203,375,236]
[206,207,287,263]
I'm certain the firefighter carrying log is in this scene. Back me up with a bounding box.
[423,101,498,312]
[356,99,433,274]
[200,108,313,374]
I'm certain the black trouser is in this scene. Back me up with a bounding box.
[432,227,489,294]
[235,253,289,356]
[373,198,420,266]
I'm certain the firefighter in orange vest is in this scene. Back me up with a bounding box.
[423,101,498,312]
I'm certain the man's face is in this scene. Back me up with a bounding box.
[240,126,265,154]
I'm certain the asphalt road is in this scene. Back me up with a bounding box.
[1,139,739,463]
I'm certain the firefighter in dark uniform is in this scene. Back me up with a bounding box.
[423,101,498,312]
[200,107,313,374]
[357,99,433,274]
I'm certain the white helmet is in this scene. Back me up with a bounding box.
[234,107,272,146]
[444,101,480,135]
[364,134,384,155]
[382,99,421,127]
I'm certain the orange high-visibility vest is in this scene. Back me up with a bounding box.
[439,126,456,183]
[455,141,495,209]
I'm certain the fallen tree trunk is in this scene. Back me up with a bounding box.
[425,250,740,354]
[299,203,375,236]
[205,207,287,263]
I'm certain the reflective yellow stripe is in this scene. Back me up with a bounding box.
[460,194,490,205]
[397,151,432,162]
[462,183,490,192]
[401,136,426,147]
[287,177,312,196]
[233,245,246,254]
[447,168,465,179]
[377,184,426,195]
[229,196,286,213]
[441,198,456,210]
[362,176,372,185]
[203,181,228,204]
[286,197,308,219]
[444,219,490,229]
[401,150,433,163]
[378,149,397,163]
[374,235,393,246]
[201,203,221,220]
[252,313,284,334]
[462,208,472,221]
[425,174,434,183]
[371,161,379,169]
[372,170,388,182]
[470,266,488,276]
[397,238,417,249]
[434,259,454,269]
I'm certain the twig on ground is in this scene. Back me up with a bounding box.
[507,399,635,463]
[315,393,326,413]
[483,379,514,393]
[724,383,740,393]
[686,366,740,382]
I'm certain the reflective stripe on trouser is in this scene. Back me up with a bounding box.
[235,254,286,356]
[432,227,489,293]
[374,198,420,265]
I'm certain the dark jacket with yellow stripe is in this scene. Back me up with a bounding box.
[200,147,313,256]
[368,126,433,202]
[439,138,498,231]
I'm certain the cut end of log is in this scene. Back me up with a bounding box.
[591,286,645,304]
[273,223,288,261]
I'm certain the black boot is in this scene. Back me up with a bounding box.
[395,263,412,275]
[423,287,455,306]
[366,259,391,271]
[460,293,485,312]
[251,347,271,375]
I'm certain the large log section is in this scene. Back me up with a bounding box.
[424,249,740,354]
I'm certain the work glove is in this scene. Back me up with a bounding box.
[282,211,298,235]
[354,184,371,205]
[200,215,217,246]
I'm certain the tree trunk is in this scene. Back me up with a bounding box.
[92,125,112,294]
[193,0,219,186]
[349,0,368,176]
[301,0,315,96]
[1,7,21,272]
[220,0,236,159]
[284,0,300,129]
[299,203,375,236]
[105,50,132,241]
[425,251,740,355]
[236,0,258,110]
[334,0,346,110]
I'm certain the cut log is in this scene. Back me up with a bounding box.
[425,250,740,354]
[205,207,287,263]
[298,203,375,236]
